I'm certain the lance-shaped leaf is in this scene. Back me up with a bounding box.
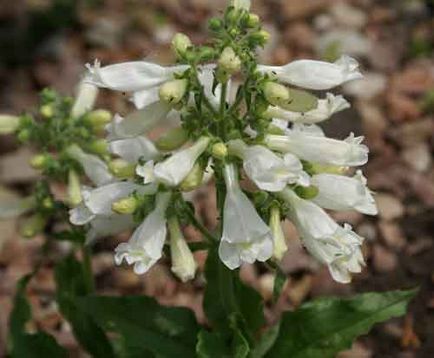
[266,289,417,358]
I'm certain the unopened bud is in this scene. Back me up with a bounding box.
[20,214,46,239]
[112,196,138,215]
[309,163,348,175]
[67,169,83,207]
[209,18,223,31]
[269,206,287,261]
[246,13,260,27]
[17,129,31,142]
[267,125,285,135]
[155,127,189,151]
[0,115,20,135]
[211,142,228,160]
[87,139,109,155]
[30,154,50,170]
[159,79,188,105]
[71,82,98,118]
[108,159,136,179]
[295,185,319,200]
[263,82,290,107]
[84,109,112,128]
[218,47,241,76]
[251,29,270,45]
[172,33,192,57]
[42,197,54,210]
[40,104,54,119]
[180,162,204,192]
[168,216,197,282]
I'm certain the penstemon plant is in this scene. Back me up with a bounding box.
[1,1,417,357]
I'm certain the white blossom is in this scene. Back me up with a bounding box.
[136,160,156,185]
[265,93,350,124]
[278,188,365,283]
[258,55,363,90]
[265,124,369,167]
[311,170,378,215]
[114,192,171,275]
[154,137,210,186]
[109,136,160,163]
[228,140,309,192]
[71,80,98,118]
[219,163,273,269]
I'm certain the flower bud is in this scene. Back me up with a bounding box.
[211,142,228,160]
[246,13,260,27]
[67,169,83,207]
[180,162,204,192]
[155,127,189,151]
[87,139,109,155]
[218,47,242,76]
[0,115,20,135]
[17,129,31,142]
[20,214,46,239]
[309,163,348,175]
[269,206,287,261]
[40,104,54,119]
[251,29,270,45]
[42,197,54,210]
[71,81,98,118]
[84,109,112,128]
[108,159,136,179]
[263,82,290,107]
[209,18,223,31]
[30,154,50,170]
[168,216,197,282]
[294,185,319,200]
[159,79,188,105]
[172,33,192,57]
[112,196,138,215]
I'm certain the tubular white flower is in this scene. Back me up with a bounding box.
[71,81,99,118]
[265,124,369,167]
[311,170,378,215]
[66,145,114,186]
[86,60,189,109]
[265,93,350,124]
[232,0,251,10]
[168,216,197,282]
[109,136,160,163]
[107,103,171,140]
[258,55,363,90]
[218,163,273,269]
[154,137,211,186]
[136,160,156,185]
[87,214,136,245]
[228,140,309,192]
[269,206,288,261]
[114,192,171,275]
[278,188,365,283]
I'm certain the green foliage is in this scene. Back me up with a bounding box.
[77,295,200,357]
[55,256,115,357]
[265,289,417,358]
[9,276,68,358]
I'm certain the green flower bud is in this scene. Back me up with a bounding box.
[267,125,285,135]
[269,206,288,261]
[172,33,192,57]
[246,13,260,27]
[251,29,270,45]
[263,82,290,107]
[20,214,46,239]
[155,127,189,151]
[40,104,54,119]
[84,109,112,128]
[294,185,319,200]
[211,142,228,160]
[198,46,216,61]
[218,47,242,76]
[108,159,136,179]
[112,196,138,215]
[0,115,20,135]
[209,18,223,31]
[17,129,31,142]
[87,139,109,155]
[67,169,83,207]
[159,79,188,105]
[30,154,50,170]
[180,162,204,192]
[42,197,54,210]
[308,163,348,175]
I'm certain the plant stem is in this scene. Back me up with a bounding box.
[81,245,95,293]
[184,202,218,243]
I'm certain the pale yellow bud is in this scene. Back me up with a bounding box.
[67,169,83,207]
[30,154,49,170]
[172,33,192,57]
[40,104,54,119]
[84,109,112,128]
[87,139,109,155]
[20,214,46,239]
[180,162,204,192]
[269,206,287,261]
[263,82,290,107]
[112,197,138,215]
[108,159,136,179]
[159,79,188,105]
[211,142,228,160]
[218,47,242,75]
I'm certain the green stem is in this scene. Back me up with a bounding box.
[184,202,218,243]
[81,245,95,293]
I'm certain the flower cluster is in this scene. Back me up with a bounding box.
[64,0,377,283]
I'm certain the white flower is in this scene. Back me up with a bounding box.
[278,188,365,283]
[232,0,251,10]
[66,145,114,186]
[168,216,197,282]
[265,124,369,167]
[136,160,156,185]
[311,170,378,215]
[218,163,273,269]
[86,60,189,109]
[114,192,171,275]
[154,137,210,186]
[109,136,160,163]
[258,55,363,90]
[87,215,136,244]
[228,140,309,192]
[71,80,98,118]
[265,93,350,124]
[107,103,171,140]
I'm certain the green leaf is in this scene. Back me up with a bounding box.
[77,295,199,358]
[196,326,249,358]
[251,324,280,358]
[54,256,115,358]
[266,289,418,358]
[9,275,68,358]
[282,88,318,113]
